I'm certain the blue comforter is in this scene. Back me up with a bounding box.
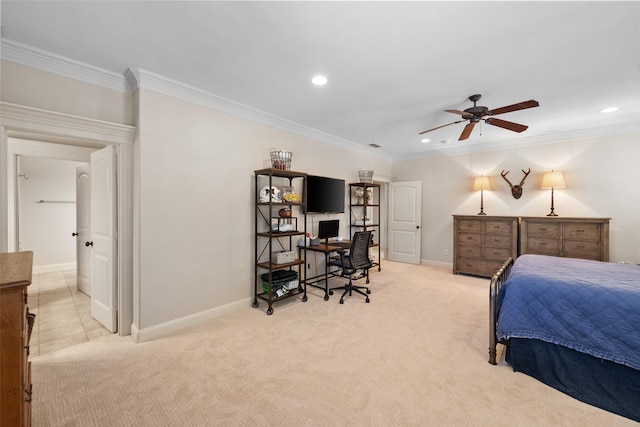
[497,254,640,370]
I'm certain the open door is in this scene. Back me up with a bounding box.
[89,146,117,332]
[387,181,422,264]
[76,164,91,295]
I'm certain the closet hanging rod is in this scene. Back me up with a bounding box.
[36,200,76,204]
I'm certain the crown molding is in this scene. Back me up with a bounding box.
[393,121,640,161]
[125,68,392,162]
[2,39,389,161]
[0,102,135,146]
[1,38,131,93]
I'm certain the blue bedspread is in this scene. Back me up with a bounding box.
[497,254,640,371]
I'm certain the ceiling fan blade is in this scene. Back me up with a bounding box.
[485,117,528,133]
[445,109,474,119]
[419,120,466,135]
[488,100,539,116]
[459,122,476,140]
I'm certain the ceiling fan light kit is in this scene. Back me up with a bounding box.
[420,94,540,141]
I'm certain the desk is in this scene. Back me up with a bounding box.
[300,241,351,300]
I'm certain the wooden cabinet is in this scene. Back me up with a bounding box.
[520,217,610,261]
[453,216,518,277]
[349,182,381,271]
[253,168,307,315]
[1,251,34,427]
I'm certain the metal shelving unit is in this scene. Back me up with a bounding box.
[349,182,381,271]
[253,168,307,315]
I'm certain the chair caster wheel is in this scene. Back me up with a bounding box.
[366,289,371,294]
[339,300,344,304]
[365,298,370,303]
[329,290,334,295]
[324,295,329,301]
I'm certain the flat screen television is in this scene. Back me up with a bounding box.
[305,175,345,214]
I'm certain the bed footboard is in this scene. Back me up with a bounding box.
[489,257,514,365]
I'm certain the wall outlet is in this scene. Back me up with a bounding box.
[307,263,312,269]
[444,249,449,256]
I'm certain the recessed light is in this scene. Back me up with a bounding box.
[312,75,328,86]
[421,138,430,143]
[600,107,618,113]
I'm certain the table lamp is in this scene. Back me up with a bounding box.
[540,170,566,216]
[473,175,491,216]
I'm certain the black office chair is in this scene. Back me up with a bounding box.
[328,231,372,304]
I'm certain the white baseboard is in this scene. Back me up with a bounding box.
[32,262,76,274]
[421,259,452,270]
[130,297,253,343]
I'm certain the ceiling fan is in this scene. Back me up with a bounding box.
[419,94,539,141]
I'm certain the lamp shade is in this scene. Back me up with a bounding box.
[473,175,491,191]
[540,171,566,189]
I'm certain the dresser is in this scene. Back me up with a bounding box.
[1,251,34,427]
[519,217,610,261]
[453,216,518,277]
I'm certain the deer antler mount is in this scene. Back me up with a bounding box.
[501,168,531,199]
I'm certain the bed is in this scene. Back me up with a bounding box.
[489,254,640,422]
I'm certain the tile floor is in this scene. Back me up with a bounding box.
[28,269,112,357]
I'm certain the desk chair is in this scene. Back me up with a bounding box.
[328,231,372,304]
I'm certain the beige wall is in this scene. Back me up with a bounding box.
[134,89,391,328]
[392,133,640,264]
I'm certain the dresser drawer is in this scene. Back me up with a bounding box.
[457,245,480,257]
[457,220,482,233]
[484,246,512,260]
[456,257,505,277]
[484,234,512,248]
[458,232,481,245]
[485,220,513,235]
[526,237,560,255]
[563,240,601,260]
[563,223,601,240]
[526,222,560,238]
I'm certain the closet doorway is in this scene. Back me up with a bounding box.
[1,103,135,341]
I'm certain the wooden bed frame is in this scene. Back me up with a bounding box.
[488,256,514,365]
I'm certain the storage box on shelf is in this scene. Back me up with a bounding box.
[253,168,307,315]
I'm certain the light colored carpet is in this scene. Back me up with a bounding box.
[31,261,637,426]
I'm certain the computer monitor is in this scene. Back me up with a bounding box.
[317,219,339,245]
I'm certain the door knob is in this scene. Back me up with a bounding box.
[72,232,78,236]
[85,241,93,247]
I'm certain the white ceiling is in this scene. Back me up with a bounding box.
[2,1,639,160]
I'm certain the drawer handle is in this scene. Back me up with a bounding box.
[539,242,547,246]
[576,245,585,249]
[466,236,473,240]
[494,225,501,229]
[576,229,585,233]
[539,228,547,231]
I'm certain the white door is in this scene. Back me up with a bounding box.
[387,181,422,264]
[89,146,117,332]
[76,164,91,295]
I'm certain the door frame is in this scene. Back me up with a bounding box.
[0,102,135,336]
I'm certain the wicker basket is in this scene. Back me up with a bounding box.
[270,149,293,170]
[358,169,374,183]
